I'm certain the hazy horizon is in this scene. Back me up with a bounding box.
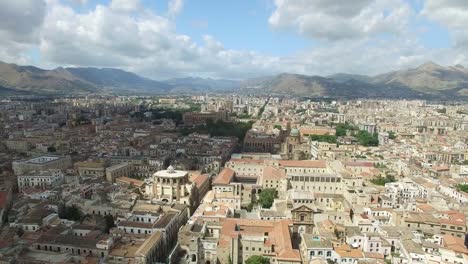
[1,0,467,80]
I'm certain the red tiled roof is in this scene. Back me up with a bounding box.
[442,235,468,254]
[116,177,144,188]
[334,244,364,258]
[300,128,335,136]
[213,168,235,185]
[219,218,301,262]
[229,159,265,164]
[263,166,286,180]
[190,173,209,188]
[279,160,326,168]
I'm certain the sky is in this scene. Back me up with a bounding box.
[0,0,467,80]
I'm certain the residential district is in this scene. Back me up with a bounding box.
[0,95,467,264]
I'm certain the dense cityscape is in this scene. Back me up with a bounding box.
[2,0,468,263]
[0,95,466,264]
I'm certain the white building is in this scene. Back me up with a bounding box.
[385,181,427,205]
[17,170,64,191]
[146,166,193,205]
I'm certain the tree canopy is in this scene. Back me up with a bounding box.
[310,134,337,143]
[370,175,396,186]
[181,119,253,141]
[59,204,83,221]
[334,123,359,137]
[355,131,379,146]
[245,255,270,264]
[258,188,278,209]
[457,184,468,193]
[103,215,116,233]
[47,146,56,153]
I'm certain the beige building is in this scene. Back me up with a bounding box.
[17,170,64,191]
[212,168,243,209]
[75,161,106,178]
[5,140,31,152]
[12,155,72,175]
[107,231,164,264]
[150,166,191,204]
[106,162,134,183]
[217,218,302,264]
[279,160,343,194]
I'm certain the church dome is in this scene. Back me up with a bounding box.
[167,165,175,173]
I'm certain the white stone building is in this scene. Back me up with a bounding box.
[17,170,64,191]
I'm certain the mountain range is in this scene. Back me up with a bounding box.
[240,62,468,99]
[0,60,467,99]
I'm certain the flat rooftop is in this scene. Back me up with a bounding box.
[26,156,60,164]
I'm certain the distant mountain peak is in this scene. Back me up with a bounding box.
[417,61,443,71]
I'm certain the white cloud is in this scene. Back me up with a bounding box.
[36,1,279,79]
[110,0,140,12]
[269,0,412,41]
[0,0,46,63]
[0,0,467,80]
[422,0,468,48]
[68,0,88,5]
[420,0,468,67]
[0,0,46,43]
[168,0,184,18]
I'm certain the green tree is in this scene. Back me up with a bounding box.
[334,123,358,137]
[456,184,468,193]
[310,134,337,143]
[370,175,396,186]
[47,146,56,153]
[16,227,24,237]
[245,255,270,264]
[258,189,278,209]
[59,204,83,221]
[103,215,116,233]
[388,131,396,139]
[181,120,253,141]
[238,113,252,119]
[335,127,347,137]
[273,124,282,130]
[355,131,379,146]
[76,116,90,124]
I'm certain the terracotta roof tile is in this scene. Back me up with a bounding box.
[279,160,326,168]
[213,168,235,185]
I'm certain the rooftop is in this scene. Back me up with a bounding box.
[154,167,188,178]
[302,234,333,248]
[213,168,235,185]
[23,156,60,164]
[279,160,327,168]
